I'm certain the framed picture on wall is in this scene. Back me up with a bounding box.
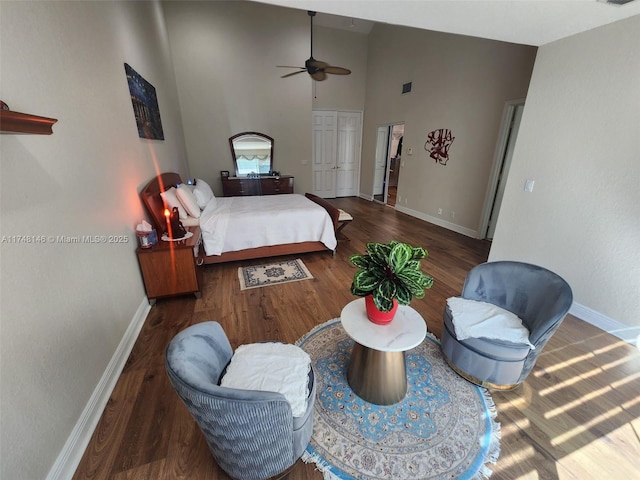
[124,63,164,140]
[221,170,230,178]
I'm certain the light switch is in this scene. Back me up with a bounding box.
[407,148,413,155]
[524,179,535,192]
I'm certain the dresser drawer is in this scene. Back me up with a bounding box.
[222,176,294,196]
[260,177,294,195]
[221,178,261,196]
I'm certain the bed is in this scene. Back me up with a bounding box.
[139,172,340,264]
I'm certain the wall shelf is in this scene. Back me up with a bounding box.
[0,102,58,135]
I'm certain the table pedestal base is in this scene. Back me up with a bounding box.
[347,342,407,405]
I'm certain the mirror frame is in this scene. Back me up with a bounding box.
[229,131,274,177]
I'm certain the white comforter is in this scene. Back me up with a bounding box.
[199,194,337,256]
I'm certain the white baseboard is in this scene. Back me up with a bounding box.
[570,302,639,346]
[46,297,151,480]
[394,205,478,238]
[359,196,477,238]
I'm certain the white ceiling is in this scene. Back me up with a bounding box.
[254,0,640,46]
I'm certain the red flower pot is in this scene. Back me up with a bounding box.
[365,295,398,325]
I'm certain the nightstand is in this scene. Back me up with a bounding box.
[136,226,204,301]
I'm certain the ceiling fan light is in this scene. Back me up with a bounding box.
[311,71,327,81]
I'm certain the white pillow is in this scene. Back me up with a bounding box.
[220,343,311,417]
[160,187,187,219]
[176,184,201,218]
[193,178,214,209]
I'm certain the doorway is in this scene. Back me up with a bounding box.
[482,101,525,239]
[373,123,404,206]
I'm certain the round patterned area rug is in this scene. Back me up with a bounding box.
[296,319,500,480]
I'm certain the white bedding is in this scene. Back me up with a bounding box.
[199,194,337,256]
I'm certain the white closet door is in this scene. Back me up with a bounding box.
[312,110,362,198]
[312,111,337,197]
[336,111,361,197]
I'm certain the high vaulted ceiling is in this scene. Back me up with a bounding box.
[254,0,640,46]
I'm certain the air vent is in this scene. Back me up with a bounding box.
[402,82,412,95]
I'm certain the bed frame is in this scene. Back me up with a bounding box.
[139,172,340,264]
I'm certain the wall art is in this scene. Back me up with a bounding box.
[424,128,454,165]
[124,63,164,140]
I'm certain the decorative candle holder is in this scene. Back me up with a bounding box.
[164,207,187,239]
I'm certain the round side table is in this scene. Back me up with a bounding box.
[340,298,427,405]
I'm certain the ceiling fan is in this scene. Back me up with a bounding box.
[278,11,351,81]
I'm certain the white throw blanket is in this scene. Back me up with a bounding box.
[447,297,534,349]
[199,194,337,256]
[220,342,311,417]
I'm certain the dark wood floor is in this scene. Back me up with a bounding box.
[73,197,640,480]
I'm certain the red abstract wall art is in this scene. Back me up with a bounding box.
[424,129,454,165]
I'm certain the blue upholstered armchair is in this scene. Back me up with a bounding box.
[165,322,316,479]
[441,261,573,390]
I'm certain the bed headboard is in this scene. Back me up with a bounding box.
[140,172,183,233]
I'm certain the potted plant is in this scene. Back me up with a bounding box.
[349,240,434,324]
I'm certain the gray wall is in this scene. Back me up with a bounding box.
[0,1,188,479]
[360,24,537,235]
[489,16,640,334]
[162,1,368,195]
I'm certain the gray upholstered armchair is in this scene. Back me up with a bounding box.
[165,321,316,479]
[441,261,573,390]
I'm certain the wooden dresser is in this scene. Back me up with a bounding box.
[221,175,294,197]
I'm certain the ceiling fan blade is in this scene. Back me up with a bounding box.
[277,65,305,69]
[324,66,351,75]
[281,70,306,78]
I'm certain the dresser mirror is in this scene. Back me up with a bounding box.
[229,131,274,177]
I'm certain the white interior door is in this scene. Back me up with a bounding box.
[336,111,362,197]
[312,111,337,197]
[312,110,362,198]
[373,126,389,197]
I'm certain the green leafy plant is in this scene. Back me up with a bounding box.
[350,240,434,312]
